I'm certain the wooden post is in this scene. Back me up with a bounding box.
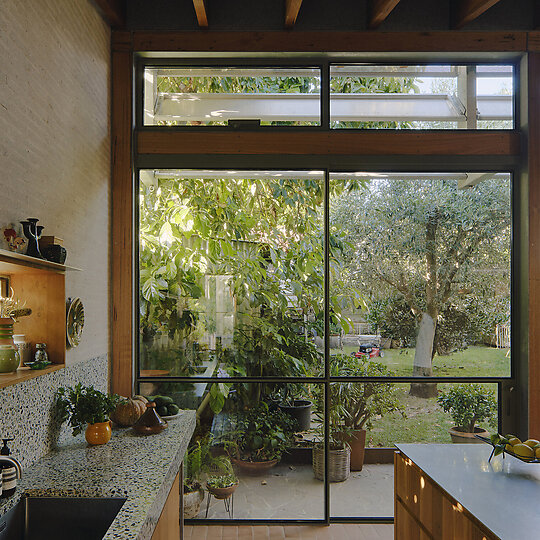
[529,53,540,438]
[111,32,134,397]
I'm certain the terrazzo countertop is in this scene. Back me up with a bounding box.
[397,443,540,540]
[0,410,196,540]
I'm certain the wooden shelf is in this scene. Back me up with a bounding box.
[0,248,81,274]
[0,364,65,390]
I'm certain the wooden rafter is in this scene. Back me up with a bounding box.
[193,0,209,27]
[91,0,125,27]
[368,0,401,30]
[285,0,303,28]
[453,0,502,29]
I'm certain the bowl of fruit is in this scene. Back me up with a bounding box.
[145,395,181,419]
[477,433,540,463]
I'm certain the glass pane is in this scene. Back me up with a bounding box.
[139,381,324,520]
[144,67,320,126]
[139,170,324,378]
[330,64,513,129]
[329,382,499,518]
[328,172,511,378]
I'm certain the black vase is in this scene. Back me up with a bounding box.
[20,219,44,259]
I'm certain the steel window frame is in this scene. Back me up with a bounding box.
[132,53,523,526]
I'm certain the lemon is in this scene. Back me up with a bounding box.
[524,439,540,448]
[512,443,535,460]
[505,443,514,453]
[508,436,521,446]
[535,446,540,460]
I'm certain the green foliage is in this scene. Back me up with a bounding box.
[332,177,511,369]
[313,355,402,445]
[184,435,234,491]
[437,384,497,432]
[56,384,121,436]
[206,474,237,489]
[330,73,418,129]
[222,402,296,462]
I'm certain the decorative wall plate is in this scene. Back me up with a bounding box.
[66,297,84,348]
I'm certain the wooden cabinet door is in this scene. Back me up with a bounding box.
[395,499,432,540]
[152,472,180,540]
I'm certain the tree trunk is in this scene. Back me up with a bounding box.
[410,312,438,398]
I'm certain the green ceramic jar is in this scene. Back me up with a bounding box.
[0,345,19,373]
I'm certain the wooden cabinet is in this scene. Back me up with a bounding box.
[152,471,181,540]
[0,248,79,389]
[395,452,497,540]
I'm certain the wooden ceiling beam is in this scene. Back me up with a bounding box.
[91,0,125,27]
[285,0,304,28]
[131,31,526,53]
[453,0,502,30]
[368,0,402,30]
[193,0,209,28]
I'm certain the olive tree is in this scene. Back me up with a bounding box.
[331,177,511,397]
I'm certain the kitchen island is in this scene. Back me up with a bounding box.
[395,443,540,540]
[0,410,195,540]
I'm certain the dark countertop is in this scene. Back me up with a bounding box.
[0,410,196,540]
[396,443,540,540]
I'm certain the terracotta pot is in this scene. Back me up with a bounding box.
[231,457,278,476]
[183,487,204,518]
[449,426,490,444]
[206,481,238,500]
[339,429,367,471]
[85,420,112,445]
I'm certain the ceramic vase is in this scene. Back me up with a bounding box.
[85,421,113,445]
[0,318,19,373]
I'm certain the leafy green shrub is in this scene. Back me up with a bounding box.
[222,402,296,462]
[437,384,497,432]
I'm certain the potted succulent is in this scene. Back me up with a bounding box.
[222,402,295,475]
[330,354,401,471]
[437,384,497,443]
[313,354,401,473]
[56,383,121,445]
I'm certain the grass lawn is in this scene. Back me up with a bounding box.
[328,344,505,446]
[367,383,499,447]
[334,345,510,378]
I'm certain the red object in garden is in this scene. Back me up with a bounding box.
[352,344,384,359]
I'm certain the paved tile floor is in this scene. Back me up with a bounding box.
[185,524,394,539]
[197,463,394,520]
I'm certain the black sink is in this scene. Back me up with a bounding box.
[0,496,126,540]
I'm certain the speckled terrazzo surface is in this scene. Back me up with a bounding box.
[0,411,196,540]
[0,354,108,468]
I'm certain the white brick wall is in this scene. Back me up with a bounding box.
[0,0,110,366]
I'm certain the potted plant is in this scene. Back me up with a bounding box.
[222,402,295,475]
[183,435,235,517]
[311,411,352,483]
[328,354,402,471]
[56,383,121,445]
[205,473,238,500]
[437,384,497,443]
[277,383,312,432]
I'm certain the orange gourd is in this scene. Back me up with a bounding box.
[110,396,147,426]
